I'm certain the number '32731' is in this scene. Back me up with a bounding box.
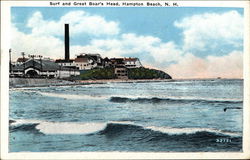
[216,138,232,143]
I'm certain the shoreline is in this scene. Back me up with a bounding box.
[9,78,243,89]
[9,78,174,88]
[77,78,174,84]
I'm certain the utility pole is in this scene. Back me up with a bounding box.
[21,52,25,77]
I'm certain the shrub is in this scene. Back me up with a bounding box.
[127,67,172,79]
[80,68,115,80]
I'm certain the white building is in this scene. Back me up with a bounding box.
[75,53,102,70]
[11,59,79,78]
[55,59,76,69]
[123,57,142,68]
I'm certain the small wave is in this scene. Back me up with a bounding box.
[99,123,241,137]
[109,96,243,104]
[38,92,108,100]
[145,126,240,137]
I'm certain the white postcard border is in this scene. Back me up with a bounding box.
[1,1,250,159]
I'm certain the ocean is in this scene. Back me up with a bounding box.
[9,79,243,152]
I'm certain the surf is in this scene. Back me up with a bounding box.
[10,119,107,134]
[109,96,243,104]
[37,92,108,100]
[10,119,241,138]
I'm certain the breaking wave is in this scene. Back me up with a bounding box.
[10,119,241,138]
[109,96,243,104]
[145,126,239,137]
[10,119,107,134]
[38,92,108,100]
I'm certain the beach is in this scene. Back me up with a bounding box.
[9,77,174,88]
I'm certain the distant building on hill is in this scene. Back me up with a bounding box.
[123,57,142,68]
[109,57,142,68]
[114,67,128,79]
[109,57,142,79]
[10,53,143,79]
[55,53,103,71]
[74,53,102,70]
[110,58,125,67]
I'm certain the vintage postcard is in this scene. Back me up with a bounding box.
[1,0,250,159]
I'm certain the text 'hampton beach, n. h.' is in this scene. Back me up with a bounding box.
[49,1,179,7]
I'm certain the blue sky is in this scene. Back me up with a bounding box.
[11,7,244,78]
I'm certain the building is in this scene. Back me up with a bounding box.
[102,57,111,68]
[11,58,79,78]
[55,59,76,69]
[114,67,128,79]
[110,58,125,67]
[123,57,142,68]
[74,55,89,70]
[109,57,142,68]
[109,57,142,79]
[15,57,29,65]
[74,53,102,70]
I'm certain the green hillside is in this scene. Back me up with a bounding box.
[80,68,115,80]
[79,67,172,80]
[127,67,172,79]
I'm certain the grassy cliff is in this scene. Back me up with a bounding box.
[127,68,172,79]
[80,68,115,80]
[80,67,172,80]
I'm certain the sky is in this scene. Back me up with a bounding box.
[11,7,244,79]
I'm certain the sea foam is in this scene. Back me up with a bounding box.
[11,119,107,134]
[38,92,108,100]
[145,126,241,137]
[36,122,107,134]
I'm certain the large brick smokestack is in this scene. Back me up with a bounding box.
[64,24,70,61]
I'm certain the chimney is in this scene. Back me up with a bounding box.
[64,24,70,61]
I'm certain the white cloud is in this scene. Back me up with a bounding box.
[70,33,183,65]
[68,33,159,58]
[11,25,64,60]
[149,41,183,63]
[206,50,243,77]
[11,10,120,59]
[174,10,243,51]
[120,33,161,52]
[166,51,243,79]
[27,11,120,37]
